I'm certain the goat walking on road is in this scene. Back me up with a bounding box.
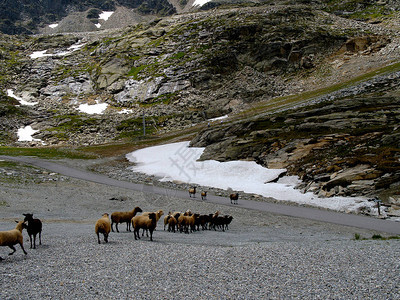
[230,193,239,205]
[189,187,196,198]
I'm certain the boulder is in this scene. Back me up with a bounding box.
[323,165,381,191]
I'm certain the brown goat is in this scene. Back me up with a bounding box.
[95,213,111,244]
[111,206,142,232]
[132,213,157,241]
[141,210,163,237]
[189,186,196,198]
[0,221,28,260]
[178,213,199,234]
[230,193,239,205]
[167,215,177,233]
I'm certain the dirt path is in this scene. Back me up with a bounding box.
[1,155,399,235]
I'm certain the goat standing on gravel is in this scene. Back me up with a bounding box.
[0,221,28,260]
[23,213,42,249]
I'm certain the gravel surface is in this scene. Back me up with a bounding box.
[0,160,399,299]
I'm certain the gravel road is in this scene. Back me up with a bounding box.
[0,159,399,299]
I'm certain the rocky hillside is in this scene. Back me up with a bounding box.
[1,2,400,201]
[0,0,176,35]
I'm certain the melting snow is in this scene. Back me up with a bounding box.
[193,0,212,6]
[29,43,85,59]
[17,126,41,142]
[7,89,38,106]
[126,141,381,215]
[78,101,108,114]
[208,115,228,122]
[99,11,114,21]
[118,109,134,114]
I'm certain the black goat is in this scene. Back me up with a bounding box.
[23,213,42,249]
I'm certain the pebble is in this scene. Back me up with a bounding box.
[0,223,399,299]
[0,161,399,299]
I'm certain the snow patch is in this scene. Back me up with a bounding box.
[17,126,42,142]
[193,0,212,6]
[126,141,379,215]
[99,11,114,21]
[29,43,85,59]
[78,101,108,114]
[118,109,134,114]
[7,89,38,106]
[208,115,228,122]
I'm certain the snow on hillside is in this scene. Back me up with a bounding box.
[126,141,383,216]
[193,0,212,6]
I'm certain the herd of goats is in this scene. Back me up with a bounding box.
[0,189,238,260]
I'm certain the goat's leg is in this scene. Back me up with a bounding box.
[20,243,27,255]
[97,232,101,244]
[33,234,37,249]
[8,245,16,255]
[111,222,115,232]
[115,223,119,233]
[39,231,42,245]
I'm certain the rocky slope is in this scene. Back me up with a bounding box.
[1,2,400,202]
[0,0,176,35]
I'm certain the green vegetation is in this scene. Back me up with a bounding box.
[170,51,185,60]
[139,92,177,107]
[53,62,96,82]
[128,65,147,80]
[47,114,100,139]
[116,114,174,139]
[354,233,400,240]
[0,146,97,159]
[325,0,391,21]
[234,61,400,121]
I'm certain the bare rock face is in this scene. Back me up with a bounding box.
[190,94,400,200]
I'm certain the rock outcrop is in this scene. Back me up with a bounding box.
[190,92,400,200]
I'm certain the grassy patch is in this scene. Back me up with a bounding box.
[0,147,97,159]
[47,115,100,139]
[128,65,147,79]
[81,122,203,157]
[234,61,400,121]
[170,51,185,60]
[325,0,391,21]
[354,233,400,240]
[0,160,19,168]
[139,92,177,107]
